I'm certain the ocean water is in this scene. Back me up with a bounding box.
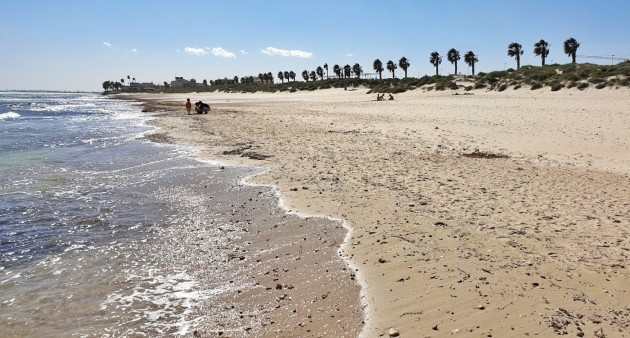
[0,92,269,337]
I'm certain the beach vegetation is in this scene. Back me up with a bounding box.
[447,48,461,75]
[464,51,479,76]
[563,37,580,64]
[550,83,565,91]
[533,39,550,66]
[530,83,543,90]
[430,52,442,76]
[498,84,508,91]
[577,82,589,90]
[399,57,410,78]
[595,82,607,89]
[507,42,524,70]
[373,59,384,80]
[386,60,397,79]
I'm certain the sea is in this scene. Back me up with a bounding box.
[0,92,354,337]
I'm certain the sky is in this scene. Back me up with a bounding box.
[1,0,629,91]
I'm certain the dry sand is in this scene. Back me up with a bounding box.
[121,87,629,337]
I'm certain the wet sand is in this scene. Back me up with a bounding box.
[121,87,630,337]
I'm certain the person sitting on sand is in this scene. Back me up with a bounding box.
[388,94,394,100]
[195,101,211,114]
[376,94,384,101]
[185,98,192,115]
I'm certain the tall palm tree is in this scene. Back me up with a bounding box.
[430,52,442,75]
[263,73,269,84]
[373,59,384,80]
[289,71,296,82]
[316,66,324,80]
[507,42,524,69]
[352,63,362,78]
[564,37,580,64]
[258,73,264,83]
[447,48,461,75]
[132,77,136,83]
[333,64,341,78]
[127,75,130,84]
[533,39,550,66]
[343,64,351,78]
[278,71,285,83]
[267,72,273,84]
[386,60,397,79]
[323,63,329,79]
[284,71,290,82]
[398,57,410,78]
[310,71,318,81]
[302,70,309,81]
[464,51,479,76]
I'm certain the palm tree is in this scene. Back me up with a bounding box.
[564,37,580,64]
[323,63,329,79]
[258,73,264,83]
[333,64,341,78]
[430,52,442,75]
[373,59,384,80]
[464,51,479,76]
[284,71,290,82]
[103,80,111,92]
[289,71,296,82]
[268,72,274,84]
[447,48,461,75]
[309,71,317,81]
[343,64,351,78]
[352,63,362,78]
[316,66,324,80]
[386,60,397,79]
[120,78,125,86]
[127,75,130,84]
[398,57,410,78]
[302,70,309,81]
[132,77,136,83]
[278,71,285,83]
[507,42,524,69]
[262,73,269,84]
[533,39,550,66]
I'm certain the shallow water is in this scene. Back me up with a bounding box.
[0,92,360,337]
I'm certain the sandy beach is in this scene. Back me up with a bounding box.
[122,87,629,337]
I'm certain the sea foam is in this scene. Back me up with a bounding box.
[0,112,20,120]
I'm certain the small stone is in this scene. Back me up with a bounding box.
[432,324,439,330]
[276,284,283,290]
[477,304,486,310]
[388,327,400,337]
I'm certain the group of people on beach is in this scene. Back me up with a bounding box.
[185,98,210,115]
[376,93,394,101]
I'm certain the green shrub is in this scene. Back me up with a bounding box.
[531,83,543,90]
[498,84,508,92]
[551,83,564,91]
[566,82,578,88]
[513,85,522,90]
[577,82,589,90]
[465,86,473,91]
[474,82,486,89]
[589,77,606,84]
[595,83,607,89]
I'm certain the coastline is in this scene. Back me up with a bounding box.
[120,88,630,337]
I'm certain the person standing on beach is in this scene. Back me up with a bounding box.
[185,98,192,115]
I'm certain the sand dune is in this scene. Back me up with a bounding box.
[122,87,629,337]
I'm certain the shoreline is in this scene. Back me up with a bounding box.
[120,88,630,337]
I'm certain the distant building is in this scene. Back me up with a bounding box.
[171,77,197,88]
[214,78,237,85]
[120,82,157,92]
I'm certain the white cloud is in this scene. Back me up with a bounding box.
[103,42,112,47]
[346,53,353,57]
[210,47,236,58]
[131,48,138,53]
[261,47,313,58]
[240,50,248,55]
[184,47,208,56]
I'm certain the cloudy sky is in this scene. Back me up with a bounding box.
[1,0,629,91]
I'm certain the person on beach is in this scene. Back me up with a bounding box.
[388,94,394,100]
[195,101,210,114]
[185,98,192,114]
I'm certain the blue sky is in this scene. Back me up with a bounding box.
[1,0,629,91]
